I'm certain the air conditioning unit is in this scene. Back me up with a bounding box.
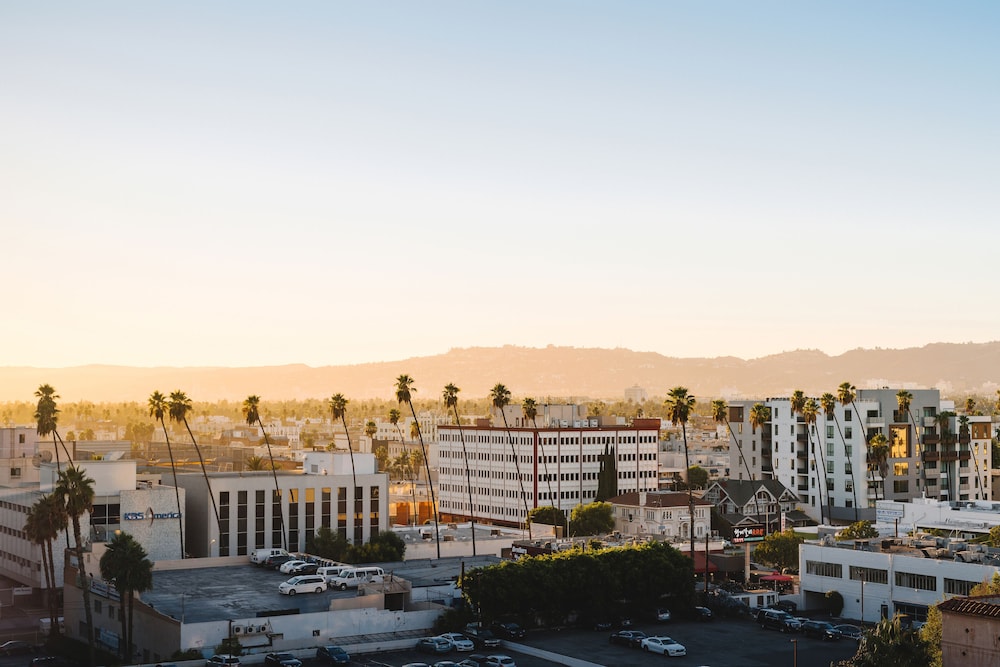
[257,624,269,634]
[232,625,245,635]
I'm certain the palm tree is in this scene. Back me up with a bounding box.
[896,390,924,491]
[245,455,269,471]
[868,432,890,500]
[490,383,532,539]
[965,397,977,414]
[821,392,859,521]
[364,420,377,441]
[395,375,439,557]
[149,391,184,559]
[712,400,761,519]
[34,384,74,471]
[243,396,286,551]
[936,410,957,500]
[99,532,153,660]
[25,494,67,638]
[443,383,477,556]
[55,466,96,666]
[800,396,828,524]
[328,394,359,541]
[169,390,222,547]
[837,381,873,506]
[389,408,405,443]
[665,386,697,559]
[522,397,555,505]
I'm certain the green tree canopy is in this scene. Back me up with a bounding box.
[570,502,614,537]
[687,465,708,489]
[837,520,879,540]
[751,529,803,571]
[836,615,934,667]
[528,506,567,530]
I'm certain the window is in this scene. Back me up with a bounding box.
[895,571,936,591]
[945,578,979,596]
[850,566,888,584]
[10,468,20,478]
[844,411,852,422]
[845,427,853,439]
[806,561,843,578]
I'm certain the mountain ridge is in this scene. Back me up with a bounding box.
[2,341,999,403]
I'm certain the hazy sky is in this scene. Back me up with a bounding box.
[3,2,998,368]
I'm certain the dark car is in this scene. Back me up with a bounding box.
[759,609,801,632]
[464,624,501,649]
[290,562,318,575]
[264,554,295,570]
[800,620,840,640]
[264,653,303,667]
[490,621,526,640]
[773,599,798,613]
[609,630,648,647]
[29,659,78,667]
[417,637,453,654]
[833,624,863,641]
[315,645,350,664]
[694,606,714,621]
[0,641,36,656]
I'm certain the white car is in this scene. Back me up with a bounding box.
[278,575,327,595]
[438,633,475,651]
[485,656,516,667]
[279,559,309,574]
[640,636,687,657]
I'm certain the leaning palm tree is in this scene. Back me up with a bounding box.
[328,393,359,538]
[711,399,761,519]
[169,390,222,546]
[389,408,405,443]
[491,382,532,539]
[443,383,477,555]
[56,466,96,666]
[26,494,67,638]
[99,532,153,660]
[838,381,872,504]
[958,414,986,499]
[149,391,185,558]
[868,432,890,500]
[800,396,828,524]
[522,397,555,504]
[665,386,697,559]
[821,392,859,521]
[395,375,439,557]
[243,396,286,551]
[896,390,924,491]
[34,384,74,471]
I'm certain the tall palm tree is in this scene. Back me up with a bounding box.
[896,390,924,492]
[838,381,873,506]
[395,375,439,557]
[169,390,222,548]
[711,400,761,519]
[34,384,74,471]
[99,532,153,660]
[491,383,532,539]
[443,383,476,556]
[522,397,555,505]
[937,410,957,501]
[821,392,859,521]
[25,494,67,638]
[56,466,96,666]
[328,394,359,541]
[800,397,828,524]
[868,432,890,500]
[389,408,405,443]
[243,396,286,551]
[665,386,697,559]
[958,414,986,499]
[149,391,184,559]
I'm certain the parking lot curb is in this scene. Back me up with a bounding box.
[502,641,605,667]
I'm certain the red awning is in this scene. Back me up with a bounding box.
[691,552,719,573]
[759,574,793,582]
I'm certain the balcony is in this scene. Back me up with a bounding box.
[959,451,971,461]
[797,484,809,492]
[867,417,885,428]
[959,433,971,444]
[796,449,808,459]
[923,434,940,445]
[797,433,809,443]
[923,451,941,462]
[923,416,938,427]
[797,468,808,475]
[941,452,959,462]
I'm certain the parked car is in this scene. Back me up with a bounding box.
[759,609,802,632]
[290,562,318,575]
[490,621,526,639]
[433,662,460,667]
[456,655,489,667]
[264,554,295,570]
[278,574,327,595]
[655,607,672,622]
[484,655,517,667]
[464,623,501,649]
[438,632,475,651]
[800,620,841,641]
[279,559,309,573]
[640,636,687,657]
[0,640,36,656]
[29,659,78,667]
[773,599,798,612]
[315,645,350,664]
[833,624,863,641]
[250,547,289,566]
[693,606,714,621]
[264,653,303,667]
[402,664,431,667]
[609,630,647,647]
[417,636,453,654]
[206,656,241,667]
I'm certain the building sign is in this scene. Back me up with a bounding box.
[876,507,905,522]
[123,508,181,521]
[12,586,32,596]
[732,525,766,544]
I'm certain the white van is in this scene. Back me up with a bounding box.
[250,548,289,566]
[328,566,385,590]
[317,565,352,583]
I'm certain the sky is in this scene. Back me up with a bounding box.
[2,2,998,368]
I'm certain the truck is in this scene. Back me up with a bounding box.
[250,548,289,566]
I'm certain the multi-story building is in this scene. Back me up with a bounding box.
[725,389,993,524]
[436,407,661,528]
[702,479,811,535]
[607,490,713,542]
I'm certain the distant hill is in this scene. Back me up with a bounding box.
[2,342,1000,403]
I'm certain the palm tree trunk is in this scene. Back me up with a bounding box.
[182,418,222,546]
[407,404,440,558]
[533,418,556,507]
[499,412,532,539]
[258,421,287,551]
[339,416,359,542]
[852,400,879,505]
[453,407,476,556]
[158,418,186,559]
[127,592,134,662]
[807,431,827,524]
[829,415,860,521]
[906,410,925,492]
[72,517,96,667]
[45,538,59,637]
[681,423,695,560]
[723,421,762,519]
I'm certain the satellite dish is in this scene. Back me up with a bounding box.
[39,450,53,463]
[31,454,41,468]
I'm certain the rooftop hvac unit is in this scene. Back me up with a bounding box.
[232,625,245,635]
[257,624,269,634]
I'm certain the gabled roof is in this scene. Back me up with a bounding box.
[707,478,794,506]
[608,491,712,508]
[939,594,1000,618]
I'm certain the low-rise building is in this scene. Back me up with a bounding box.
[939,593,1000,666]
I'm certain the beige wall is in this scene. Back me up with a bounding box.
[942,610,1000,666]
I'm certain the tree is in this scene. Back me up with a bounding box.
[837,520,878,540]
[55,466,97,666]
[687,465,708,489]
[364,420,377,441]
[34,384,75,475]
[328,393,359,540]
[169,390,222,547]
[523,397,555,503]
[836,615,934,667]
[569,502,615,537]
[528,506,567,531]
[491,382,532,538]
[799,395,828,524]
[826,590,844,616]
[712,399,761,518]
[895,389,925,492]
[443,383,476,556]
[149,391,185,559]
[388,408,405,442]
[822,392,859,520]
[25,494,66,638]
[245,455,269,471]
[665,387,697,558]
[243,396,286,551]
[838,381,873,506]
[868,432,889,500]
[749,402,770,435]
[99,532,153,660]
[595,444,618,501]
[396,375,439,557]
[751,529,803,571]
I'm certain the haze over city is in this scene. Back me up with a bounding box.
[3,2,998,370]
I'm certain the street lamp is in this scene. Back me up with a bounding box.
[790,638,798,667]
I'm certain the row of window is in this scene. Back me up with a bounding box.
[807,561,980,593]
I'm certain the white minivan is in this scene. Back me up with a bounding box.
[278,574,327,595]
[328,566,385,590]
